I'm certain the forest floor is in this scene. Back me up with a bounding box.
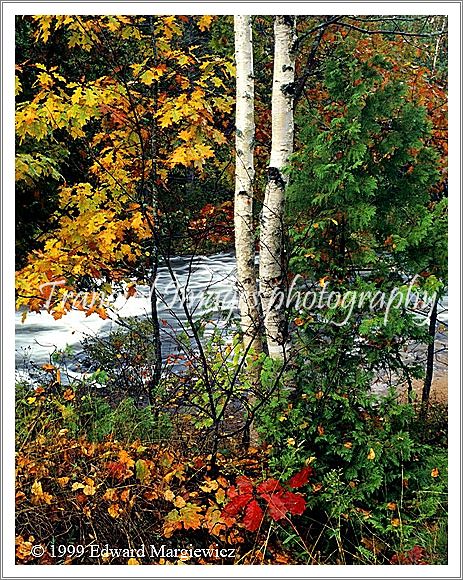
[407,374,448,404]
[399,331,448,404]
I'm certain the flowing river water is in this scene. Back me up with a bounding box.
[15,253,239,376]
[15,252,448,386]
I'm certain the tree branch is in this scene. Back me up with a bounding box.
[335,20,447,38]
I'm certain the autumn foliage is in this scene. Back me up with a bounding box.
[14,13,449,568]
[16,423,312,564]
[15,15,234,320]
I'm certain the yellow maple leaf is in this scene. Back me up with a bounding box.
[159,109,173,128]
[174,496,186,508]
[140,70,155,86]
[198,15,214,32]
[83,478,96,496]
[37,71,53,89]
[168,146,189,167]
[212,129,227,145]
[367,447,376,461]
[131,212,144,230]
[108,503,121,518]
[103,488,118,502]
[195,143,214,160]
[163,503,203,538]
[22,108,38,126]
[204,505,234,536]
[180,504,203,530]
[178,128,195,142]
[140,63,168,84]
[215,487,226,505]
[199,479,219,492]
[128,558,140,565]
[31,480,43,496]
[31,480,53,505]
[72,482,85,491]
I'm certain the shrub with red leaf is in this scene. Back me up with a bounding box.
[256,478,282,495]
[390,546,428,565]
[222,468,312,532]
[288,466,314,489]
[235,475,254,495]
[242,500,263,532]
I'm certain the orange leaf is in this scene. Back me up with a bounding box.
[42,363,55,372]
[108,503,121,518]
[63,389,75,401]
[126,283,137,298]
[118,450,135,469]
[103,488,118,502]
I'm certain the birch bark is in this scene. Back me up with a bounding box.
[234,15,260,352]
[259,15,296,358]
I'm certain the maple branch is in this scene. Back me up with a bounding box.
[345,16,431,23]
[294,16,343,51]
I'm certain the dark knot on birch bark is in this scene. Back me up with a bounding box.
[267,166,286,191]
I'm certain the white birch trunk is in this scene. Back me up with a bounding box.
[259,15,296,359]
[234,15,260,352]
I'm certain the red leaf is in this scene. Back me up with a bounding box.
[222,493,252,518]
[288,467,314,489]
[281,491,306,516]
[106,461,126,480]
[259,492,288,521]
[227,485,239,499]
[236,475,254,495]
[243,499,264,532]
[256,478,283,495]
[259,490,306,521]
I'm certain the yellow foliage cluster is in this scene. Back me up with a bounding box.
[16,15,235,320]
